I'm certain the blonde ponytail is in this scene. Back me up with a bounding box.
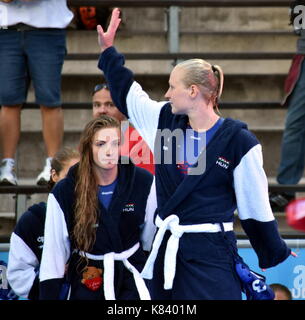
[176,59,224,114]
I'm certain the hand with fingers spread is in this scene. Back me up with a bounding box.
[97,7,121,52]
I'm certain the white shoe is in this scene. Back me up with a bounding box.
[0,159,18,186]
[36,157,52,186]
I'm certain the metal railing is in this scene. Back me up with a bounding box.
[0,186,48,222]
[63,52,295,61]
[21,101,285,110]
[0,183,305,222]
[68,0,291,7]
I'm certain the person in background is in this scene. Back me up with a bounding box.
[270,283,293,300]
[39,116,157,300]
[269,0,305,211]
[77,6,111,30]
[0,0,73,186]
[7,147,79,300]
[92,83,155,174]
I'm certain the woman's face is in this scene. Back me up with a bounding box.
[164,67,192,115]
[92,127,121,171]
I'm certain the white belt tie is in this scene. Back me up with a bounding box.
[78,242,150,300]
[141,214,234,290]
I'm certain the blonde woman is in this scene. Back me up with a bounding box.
[39,116,156,300]
[95,9,295,300]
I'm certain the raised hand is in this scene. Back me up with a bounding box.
[97,8,121,52]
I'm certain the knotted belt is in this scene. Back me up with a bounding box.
[141,214,234,290]
[78,242,150,300]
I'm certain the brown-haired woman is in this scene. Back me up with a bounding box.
[7,147,79,300]
[39,116,157,300]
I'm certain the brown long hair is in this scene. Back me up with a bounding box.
[73,116,120,253]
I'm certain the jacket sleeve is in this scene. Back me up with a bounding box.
[98,46,165,151]
[233,143,291,268]
[7,232,39,299]
[140,178,157,252]
[39,194,70,299]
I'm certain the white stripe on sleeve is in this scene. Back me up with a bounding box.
[7,232,39,299]
[126,81,165,152]
[233,144,275,222]
[39,194,70,282]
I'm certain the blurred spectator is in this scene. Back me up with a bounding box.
[92,83,155,174]
[0,0,73,186]
[7,147,79,300]
[69,6,111,30]
[269,0,305,211]
[270,283,293,300]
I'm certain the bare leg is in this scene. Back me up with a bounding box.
[40,105,64,158]
[0,105,22,158]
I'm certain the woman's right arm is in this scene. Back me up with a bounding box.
[39,194,70,300]
[97,8,166,151]
[99,47,165,151]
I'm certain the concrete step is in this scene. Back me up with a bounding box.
[67,30,168,54]
[1,108,291,178]
[26,75,287,105]
[19,109,92,133]
[0,178,48,218]
[180,7,292,32]
[61,58,292,76]
[179,32,296,53]
[0,212,14,219]
[18,109,288,132]
[66,30,297,53]
[26,74,287,102]
[0,127,287,178]
[116,7,292,33]
[14,132,81,178]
